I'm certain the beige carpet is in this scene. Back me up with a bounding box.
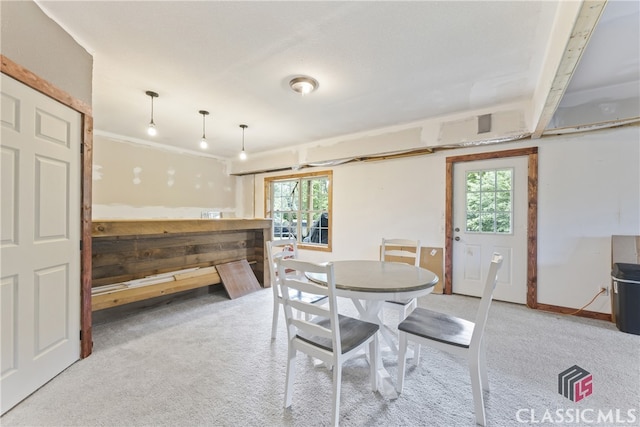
[2,286,639,426]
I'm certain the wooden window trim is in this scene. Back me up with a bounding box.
[264,170,333,252]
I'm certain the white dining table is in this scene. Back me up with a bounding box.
[306,260,439,397]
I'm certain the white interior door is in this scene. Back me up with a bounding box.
[452,156,528,303]
[1,74,81,414]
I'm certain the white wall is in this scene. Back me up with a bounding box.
[250,126,640,314]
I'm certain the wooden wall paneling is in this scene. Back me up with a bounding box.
[91,219,271,310]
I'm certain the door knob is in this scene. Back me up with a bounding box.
[454,227,460,232]
[454,236,460,241]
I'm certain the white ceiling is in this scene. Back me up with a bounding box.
[36,0,639,160]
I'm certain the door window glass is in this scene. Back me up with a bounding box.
[465,168,513,233]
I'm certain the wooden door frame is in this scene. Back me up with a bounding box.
[444,147,538,308]
[1,55,94,357]
[445,147,539,307]
[445,146,610,321]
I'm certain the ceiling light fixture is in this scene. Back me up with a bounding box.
[289,76,318,96]
[199,110,210,149]
[145,90,159,136]
[239,124,248,160]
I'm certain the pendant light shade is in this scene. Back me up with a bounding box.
[199,110,210,149]
[145,91,158,136]
[239,124,248,160]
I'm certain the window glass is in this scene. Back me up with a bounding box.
[465,168,513,234]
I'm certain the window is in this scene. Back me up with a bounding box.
[465,168,513,233]
[265,171,332,251]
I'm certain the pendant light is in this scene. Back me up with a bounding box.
[239,124,248,160]
[145,90,159,136]
[199,110,209,149]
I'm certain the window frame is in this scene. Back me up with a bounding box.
[264,170,332,252]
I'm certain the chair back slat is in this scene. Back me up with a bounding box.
[290,318,333,340]
[381,238,421,267]
[283,276,329,296]
[288,298,331,318]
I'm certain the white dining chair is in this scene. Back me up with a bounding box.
[396,253,504,427]
[380,238,421,320]
[278,258,379,427]
[267,238,327,340]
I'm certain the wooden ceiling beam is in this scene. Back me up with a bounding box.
[531,1,607,139]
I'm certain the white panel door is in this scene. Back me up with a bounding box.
[452,156,528,303]
[1,74,81,414]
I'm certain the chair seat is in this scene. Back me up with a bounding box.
[398,307,475,349]
[298,315,379,354]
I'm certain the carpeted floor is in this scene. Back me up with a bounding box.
[2,287,639,426]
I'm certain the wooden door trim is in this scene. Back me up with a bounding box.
[1,55,94,357]
[445,147,538,306]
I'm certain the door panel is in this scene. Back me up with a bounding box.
[0,74,80,414]
[453,157,527,303]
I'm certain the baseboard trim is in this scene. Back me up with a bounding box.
[534,303,612,322]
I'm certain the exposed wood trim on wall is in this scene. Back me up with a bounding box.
[1,54,94,358]
[81,115,94,356]
[444,160,454,294]
[527,151,539,308]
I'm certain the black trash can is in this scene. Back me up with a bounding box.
[612,263,640,335]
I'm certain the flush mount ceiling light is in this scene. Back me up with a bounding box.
[199,110,210,150]
[239,124,248,160]
[145,90,159,136]
[289,76,318,96]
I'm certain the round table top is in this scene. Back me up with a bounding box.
[306,260,439,298]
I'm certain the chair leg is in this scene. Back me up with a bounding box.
[407,298,417,316]
[479,340,489,392]
[284,345,296,408]
[369,337,378,392]
[469,353,487,426]
[331,363,343,427]
[414,343,421,366]
[271,299,280,340]
[396,332,408,394]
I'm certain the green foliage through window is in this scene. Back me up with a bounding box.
[465,168,512,233]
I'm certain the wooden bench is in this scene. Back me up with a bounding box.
[91,219,272,311]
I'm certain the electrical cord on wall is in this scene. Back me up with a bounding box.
[564,288,607,316]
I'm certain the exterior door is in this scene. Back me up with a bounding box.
[452,156,528,303]
[1,74,81,414]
